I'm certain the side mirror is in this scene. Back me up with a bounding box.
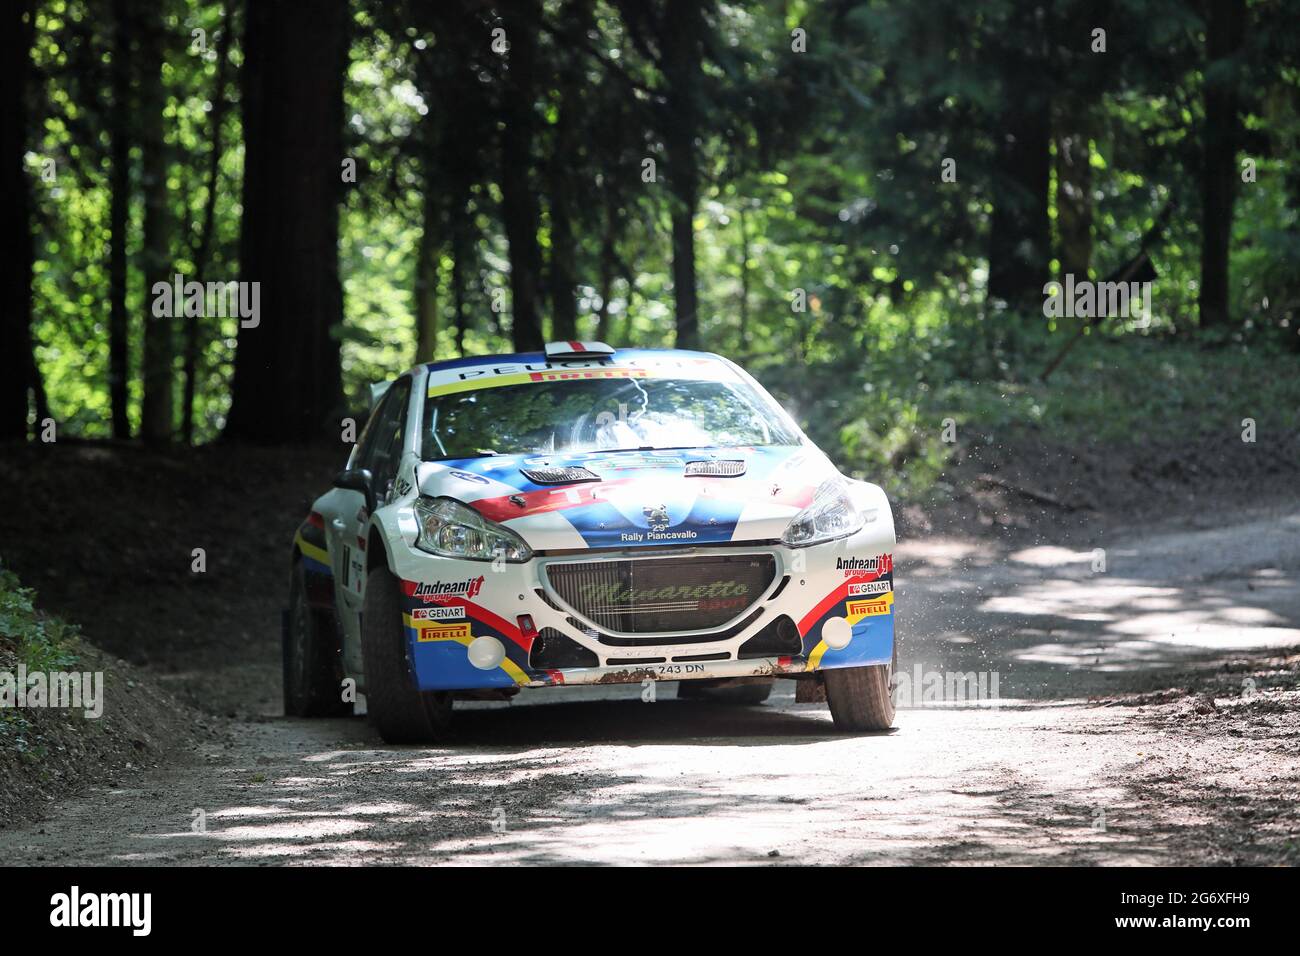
[333,468,375,513]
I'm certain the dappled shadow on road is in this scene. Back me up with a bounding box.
[147,510,1292,866]
[870,752,1300,868]
[896,513,1300,700]
[5,680,1296,865]
[96,695,1296,866]
[115,723,940,865]
[5,697,889,866]
[446,693,885,747]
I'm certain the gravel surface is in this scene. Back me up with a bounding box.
[3,502,1296,865]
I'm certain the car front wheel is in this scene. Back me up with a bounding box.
[360,565,453,744]
[823,661,896,732]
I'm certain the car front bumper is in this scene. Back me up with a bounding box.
[385,513,896,693]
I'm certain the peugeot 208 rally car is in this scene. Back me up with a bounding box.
[284,342,897,742]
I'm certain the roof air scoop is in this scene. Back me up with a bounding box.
[685,459,746,477]
[520,465,602,484]
[544,341,616,359]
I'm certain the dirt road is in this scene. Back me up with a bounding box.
[3,505,1298,865]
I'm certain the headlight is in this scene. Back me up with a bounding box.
[414,497,533,562]
[781,478,866,547]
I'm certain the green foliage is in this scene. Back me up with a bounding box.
[0,567,81,673]
[754,326,1300,503]
[20,0,1300,457]
[936,332,1300,443]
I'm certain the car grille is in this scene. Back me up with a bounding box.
[545,554,776,634]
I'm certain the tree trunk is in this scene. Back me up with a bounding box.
[661,0,705,349]
[447,159,473,359]
[594,193,618,343]
[224,0,348,444]
[547,0,593,343]
[987,94,1052,309]
[498,0,545,352]
[139,12,174,444]
[451,224,469,358]
[1053,105,1093,281]
[414,185,440,364]
[548,148,578,342]
[108,0,132,439]
[738,202,751,352]
[1199,0,1246,328]
[182,9,234,445]
[0,0,36,441]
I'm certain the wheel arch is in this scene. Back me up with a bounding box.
[291,512,338,610]
[367,523,392,573]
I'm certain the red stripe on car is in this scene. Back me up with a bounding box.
[796,562,890,636]
[469,476,817,523]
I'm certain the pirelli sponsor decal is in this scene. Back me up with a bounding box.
[426,355,733,398]
[846,599,891,618]
[527,368,647,384]
[428,366,649,398]
[416,622,472,643]
[846,591,894,619]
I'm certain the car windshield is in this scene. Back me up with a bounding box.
[422,375,799,460]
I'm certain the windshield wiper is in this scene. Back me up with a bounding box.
[595,445,707,454]
[426,450,499,462]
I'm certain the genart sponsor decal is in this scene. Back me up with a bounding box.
[847,580,892,596]
[412,605,465,621]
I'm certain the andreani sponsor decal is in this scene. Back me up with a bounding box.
[412,576,484,602]
[836,554,893,577]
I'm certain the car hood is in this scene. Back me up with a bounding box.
[415,445,837,550]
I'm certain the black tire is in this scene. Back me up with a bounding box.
[677,676,774,706]
[823,660,896,732]
[360,565,453,744]
[284,561,353,717]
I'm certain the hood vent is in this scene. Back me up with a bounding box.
[685,459,746,477]
[520,465,601,485]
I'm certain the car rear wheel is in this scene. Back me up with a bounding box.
[677,676,773,705]
[360,565,453,744]
[284,561,353,717]
[823,659,896,732]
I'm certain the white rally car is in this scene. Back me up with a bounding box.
[284,342,897,742]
